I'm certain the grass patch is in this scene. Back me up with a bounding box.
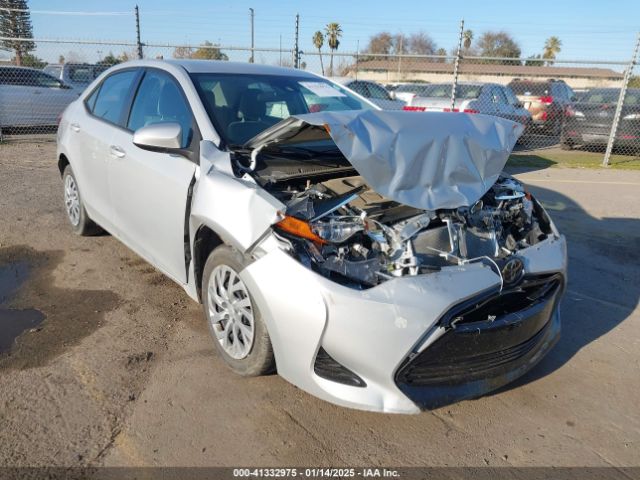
[509,148,640,170]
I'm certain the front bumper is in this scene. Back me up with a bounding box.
[396,274,563,409]
[240,234,567,414]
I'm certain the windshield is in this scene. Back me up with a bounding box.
[509,82,550,96]
[190,73,373,146]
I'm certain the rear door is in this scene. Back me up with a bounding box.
[108,68,198,283]
[66,69,140,229]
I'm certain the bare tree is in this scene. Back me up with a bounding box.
[476,31,521,64]
[407,31,436,55]
[172,46,194,59]
[365,31,393,54]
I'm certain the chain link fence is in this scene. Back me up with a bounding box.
[1,36,639,167]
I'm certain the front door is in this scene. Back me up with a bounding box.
[108,69,197,283]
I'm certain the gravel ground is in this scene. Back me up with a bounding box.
[0,140,638,468]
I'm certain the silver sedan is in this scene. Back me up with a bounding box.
[57,60,566,413]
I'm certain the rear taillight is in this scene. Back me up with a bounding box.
[442,108,457,112]
[403,106,426,111]
[539,96,553,104]
[462,108,479,114]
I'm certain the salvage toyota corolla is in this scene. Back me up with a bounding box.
[57,60,567,413]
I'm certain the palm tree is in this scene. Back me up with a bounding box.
[325,22,342,76]
[463,30,473,50]
[313,31,325,75]
[543,36,562,65]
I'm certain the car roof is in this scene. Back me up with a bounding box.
[428,82,494,87]
[118,59,321,78]
[0,66,42,72]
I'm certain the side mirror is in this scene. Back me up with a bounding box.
[389,91,396,100]
[133,123,182,152]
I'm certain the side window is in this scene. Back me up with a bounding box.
[43,66,62,80]
[127,70,193,148]
[366,82,391,100]
[491,87,507,104]
[504,87,520,106]
[85,87,100,112]
[349,81,369,98]
[92,70,137,125]
[34,72,63,88]
[265,101,290,119]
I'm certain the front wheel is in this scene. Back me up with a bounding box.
[62,165,101,236]
[202,246,275,376]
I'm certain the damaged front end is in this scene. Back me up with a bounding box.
[237,110,550,290]
[268,174,553,289]
[225,110,565,412]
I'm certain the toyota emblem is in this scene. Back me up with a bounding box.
[502,257,525,285]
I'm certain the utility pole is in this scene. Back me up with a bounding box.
[249,8,255,63]
[135,5,143,59]
[451,19,465,110]
[397,35,403,81]
[603,31,640,166]
[294,13,300,69]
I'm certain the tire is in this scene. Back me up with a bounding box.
[201,245,275,376]
[62,165,101,236]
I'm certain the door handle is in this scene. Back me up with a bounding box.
[33,90,42,95]
[70,123,80,132]
[110,145,126,158]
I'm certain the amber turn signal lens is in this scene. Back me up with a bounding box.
[275,215,327,245]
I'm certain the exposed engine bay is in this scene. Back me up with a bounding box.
[262,172,553,289]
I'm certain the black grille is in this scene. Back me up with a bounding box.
[314,347,366,387]
[396,274,563,387]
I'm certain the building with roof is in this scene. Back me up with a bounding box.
[348,58,624,89]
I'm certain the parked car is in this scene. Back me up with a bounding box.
[0,66,79,129]
[561,88,640,152]
[43,63,110,91]
[330,77,406,110]
[508,79,576,135]
[57,60,566,413]
[406,82,531,127]
[389,83,431,103]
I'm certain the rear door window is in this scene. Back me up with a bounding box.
[92,70,138,126]
[348,81,370,98]
[366,82,392,100]
[491,87,508,104]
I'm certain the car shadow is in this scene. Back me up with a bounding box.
[491,181,640,394]
[505,155,557,174]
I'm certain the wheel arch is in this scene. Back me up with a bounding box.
[58,153,70,176]
[193,224,224,302]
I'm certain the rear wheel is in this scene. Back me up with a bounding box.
[202,246,275,376]
[62,165,101,236]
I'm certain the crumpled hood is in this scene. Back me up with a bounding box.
[245,109,524,210]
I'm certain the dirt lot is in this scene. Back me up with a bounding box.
[0,140,639,468]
